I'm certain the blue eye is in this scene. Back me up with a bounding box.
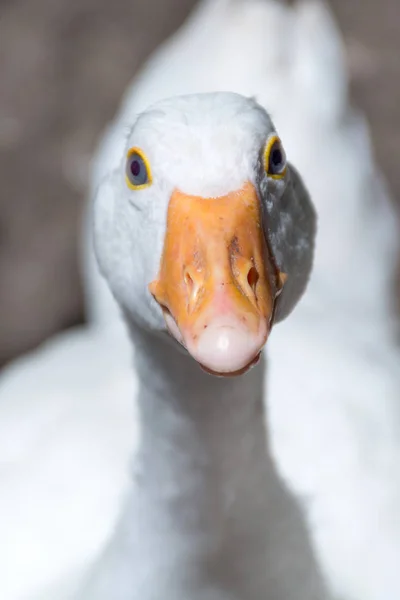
[126,149,152,189]
[265,136,287,179]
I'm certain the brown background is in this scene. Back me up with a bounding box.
[0,0,399,367]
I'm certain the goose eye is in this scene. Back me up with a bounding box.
[126,148,152,189]
[265,136,287,179]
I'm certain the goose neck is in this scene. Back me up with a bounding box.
[129,323,269,530]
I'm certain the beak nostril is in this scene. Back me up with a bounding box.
[184,271,194,295]
[247,266,259,293]
[184,270,200,313]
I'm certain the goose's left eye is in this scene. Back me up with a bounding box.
[264,136,287,179]
[126,148,152,190]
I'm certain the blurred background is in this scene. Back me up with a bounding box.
[0,0,399,368]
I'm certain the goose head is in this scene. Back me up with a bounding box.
[94,93,315,376]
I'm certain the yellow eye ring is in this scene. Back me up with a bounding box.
[264,135,287,180]
[125,147,153,190]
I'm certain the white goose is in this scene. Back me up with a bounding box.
[85,3,400,596]
[0,1,399,599]
[78,90,326,600]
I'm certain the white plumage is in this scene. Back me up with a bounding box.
[0,1,399,599]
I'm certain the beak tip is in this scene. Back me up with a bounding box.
[186,321,267,375]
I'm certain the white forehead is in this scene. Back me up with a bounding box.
[127,93,275,197]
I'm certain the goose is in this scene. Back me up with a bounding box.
[77,90,327,600]
[0,1,399,599]
[0,90,328,600]
[84,3,400,596]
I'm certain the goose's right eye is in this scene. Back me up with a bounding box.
[126,148,153,190]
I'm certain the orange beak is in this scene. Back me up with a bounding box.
[149,181,283,375]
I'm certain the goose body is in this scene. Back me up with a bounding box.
[0,327,136,599]
[0,1,399,600]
